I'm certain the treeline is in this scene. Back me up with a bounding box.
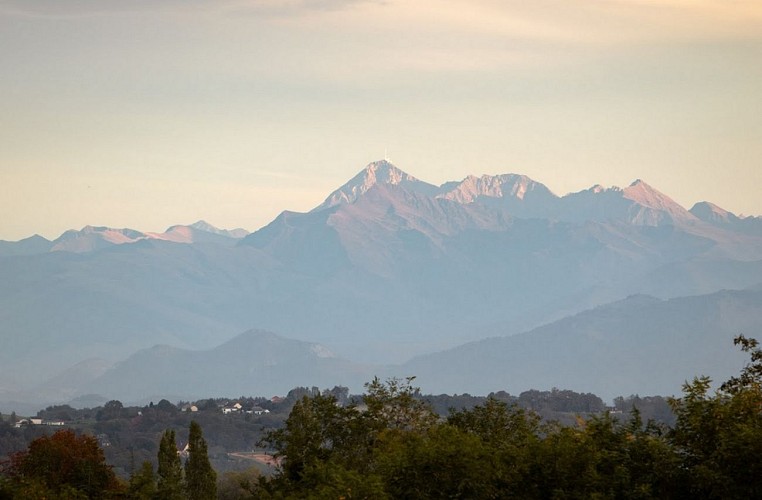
[0,386,669,478]
[425,389,672,426]
[0,421,218,499]
[0,390,304,477]
[2,336,760,498]
[251,336,762,499]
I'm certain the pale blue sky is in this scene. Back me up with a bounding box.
[1,0,761,240]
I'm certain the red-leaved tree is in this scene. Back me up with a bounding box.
[2,429,122,498]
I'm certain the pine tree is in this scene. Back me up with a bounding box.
[184,421,217,500]
[128,461,157,499]
[156,429,184,500]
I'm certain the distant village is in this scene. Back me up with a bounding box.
[13,417,65,428]
[12,397,280,430]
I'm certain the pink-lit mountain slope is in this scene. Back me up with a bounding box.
[437,173,559,219]
[313,160,441,211]
[149,220,249,244]
[0,221,248,255]
[690,201,762,236]
[50,226,149,253]
[555,180,699,226]
[239,160,762,354]
[314,162,704,227]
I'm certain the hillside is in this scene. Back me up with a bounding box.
[399,288,762,399]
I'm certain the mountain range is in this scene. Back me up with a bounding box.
[2,160,762,409]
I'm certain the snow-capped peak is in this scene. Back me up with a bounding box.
[558,179,698,226]
[622,179,681,211]
[361,160,409,186]
[154,221,249,243]
[48,221,250,252]
[313,160,439,211]
[50,226,147,252]
[438,173,555,204]
[55,226,145,244]
[310,344,336,358]
[189,220,219,233]
[186,220,248,238]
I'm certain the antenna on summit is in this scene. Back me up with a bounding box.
[384,148,390,162]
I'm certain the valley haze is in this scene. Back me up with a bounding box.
[2,160,762,412]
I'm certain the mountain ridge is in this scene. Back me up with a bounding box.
[0,220,249,255]
[9,286,762,408]
[4,160,761,249]
[2,159,762,407]
[397,287,762,399]
[68,329,372,402]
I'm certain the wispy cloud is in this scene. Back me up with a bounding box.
[208,0,762,80]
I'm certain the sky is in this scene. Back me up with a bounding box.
[1,0,761,241]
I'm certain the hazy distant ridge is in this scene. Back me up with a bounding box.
[2,160,762,408]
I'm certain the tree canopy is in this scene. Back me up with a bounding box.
[0,429,122,498]
[255,337,762,499]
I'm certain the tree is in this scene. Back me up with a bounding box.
[184,421,216,500]
[97,400,125,421]
[2,429,122,498]
[362,376,438,433]
[128,461,157,499]
[374,423,491,499]
[155,399,177,413]
[156,429,184,500]
[720,334,762,394]
[669,335,762,499]
[322,385,350,406]
[448,397,542,494]
[217,467,261,500]
[260,377,441,497]
[264,392,358,484]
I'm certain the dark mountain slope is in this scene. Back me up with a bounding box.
[399,288,762,399]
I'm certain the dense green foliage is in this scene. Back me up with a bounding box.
[186,421,218,500]
[127,461,157,499]
[255,379,680,499]
[667,335,762,499]
[0,386,627,478]
[252,337,762,499]
[138,422,217,500]
[1,336,761,498]
[0,395,289,477]
[156,429,184,500]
